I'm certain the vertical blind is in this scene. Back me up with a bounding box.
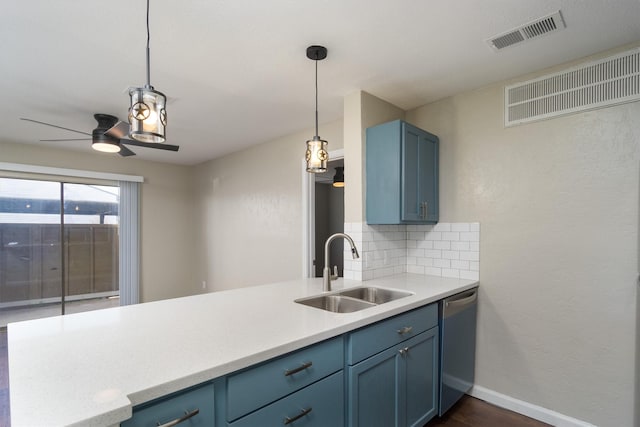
[118,180,140,305]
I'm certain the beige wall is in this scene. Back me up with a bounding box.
[344,91,404,222]
[192,120,343,291]
[0,140,197,302]
[405,47,639,426]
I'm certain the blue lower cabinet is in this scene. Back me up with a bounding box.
[121,382,214,427]
[348,328,438,427]
[404,329,438,427]
[229,371,344,427]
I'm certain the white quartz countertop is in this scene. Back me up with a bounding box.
[8,273,478,426]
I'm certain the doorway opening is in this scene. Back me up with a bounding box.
[302,149,345,278]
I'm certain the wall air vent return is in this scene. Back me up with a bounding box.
[488,11,565,51]
[505,48,640,127]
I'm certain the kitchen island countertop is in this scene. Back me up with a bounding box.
[8,273,478,426]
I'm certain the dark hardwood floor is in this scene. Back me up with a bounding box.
[425,395,551,427]
[0,328,549,427]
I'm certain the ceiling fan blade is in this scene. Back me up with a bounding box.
[105,121,129,139]
[40,138,92,142]
[118,144,136,157]
[121,139,180,152]
[20,118,92,136]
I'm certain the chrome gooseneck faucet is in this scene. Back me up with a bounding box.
[323,233,360,291]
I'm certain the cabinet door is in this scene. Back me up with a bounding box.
[401,123,439,223]
[400,328,439,427]
[348,346,400,427]
[348,329,439,427]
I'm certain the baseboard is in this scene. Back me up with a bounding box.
[469,385,597,427]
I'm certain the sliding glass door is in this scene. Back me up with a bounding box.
[0,177,120,327]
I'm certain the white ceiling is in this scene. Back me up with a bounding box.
[2,1,639,165]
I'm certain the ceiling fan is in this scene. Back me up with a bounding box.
[20,113,180,157]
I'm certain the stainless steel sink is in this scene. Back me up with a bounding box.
[337,287,413,304]
[295,295,376,313]
[295,286,413,313]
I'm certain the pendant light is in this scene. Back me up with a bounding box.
[332,167,344,188]
[305,45,328,173]
[128,0,167,143]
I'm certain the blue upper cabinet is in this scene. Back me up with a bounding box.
[366,120,439,224]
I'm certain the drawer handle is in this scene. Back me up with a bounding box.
[156,409,200,427]
[283,407,313,425]
[284,361,313,376]
[397,326,413,335]
[398,346,410,356]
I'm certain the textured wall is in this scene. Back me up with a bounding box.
[405,48,639,426]
[192,120,343,291]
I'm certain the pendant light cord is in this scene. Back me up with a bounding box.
[314,54,319,138]
[145,0,151,88]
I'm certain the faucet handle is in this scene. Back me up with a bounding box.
[331,265,338,280]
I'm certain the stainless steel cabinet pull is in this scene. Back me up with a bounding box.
[284,361,313,376]
[397,326,413,335]
[156,409,199,427]
[419,202,428,219]
[398,346,410,356]
[283,407,313,425]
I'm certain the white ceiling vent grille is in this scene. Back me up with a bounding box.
[505,48,640,127]
[488,11,565,51]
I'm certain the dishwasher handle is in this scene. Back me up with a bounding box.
[443,288,477,318]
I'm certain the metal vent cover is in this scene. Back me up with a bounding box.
[488,11,565,51]
[505,48,640,127]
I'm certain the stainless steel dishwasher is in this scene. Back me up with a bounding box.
[439,287,478,415]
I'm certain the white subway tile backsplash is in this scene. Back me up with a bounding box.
[425,231,442,241]
[442,250,460,260]
[425,249,442,259]
[425,267,442,276]
[408,264,425,274]
[460,231,480,242]
[434,241,451,250]
[451,241,470,251]
[417,257,433,267]
[442,269,460,278]
[432,223,451,232]
[408,231,425,240]
[434,259,451,268]
[342,222,480,282]
[416,240,434,250]
[451,260,470,270]
[408,248,425,257]
[442,231,460,241]
[451,223,470,232]
[460,251,480,261]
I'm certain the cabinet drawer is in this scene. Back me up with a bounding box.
[121,382,214,427]
[226,336,343,421]
[347,304,437,365]
[229,371,344,427]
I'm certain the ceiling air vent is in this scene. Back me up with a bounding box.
[488,11,565,51]
[504,48,640,127]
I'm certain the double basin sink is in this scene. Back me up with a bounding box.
[295,287,413,313]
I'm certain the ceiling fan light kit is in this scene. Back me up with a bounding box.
[305,45,329,173]
[128,0,167,143]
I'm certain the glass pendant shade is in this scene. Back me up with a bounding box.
[306,136,328,173]
[128,87,167,143]
[332,166,344,187]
